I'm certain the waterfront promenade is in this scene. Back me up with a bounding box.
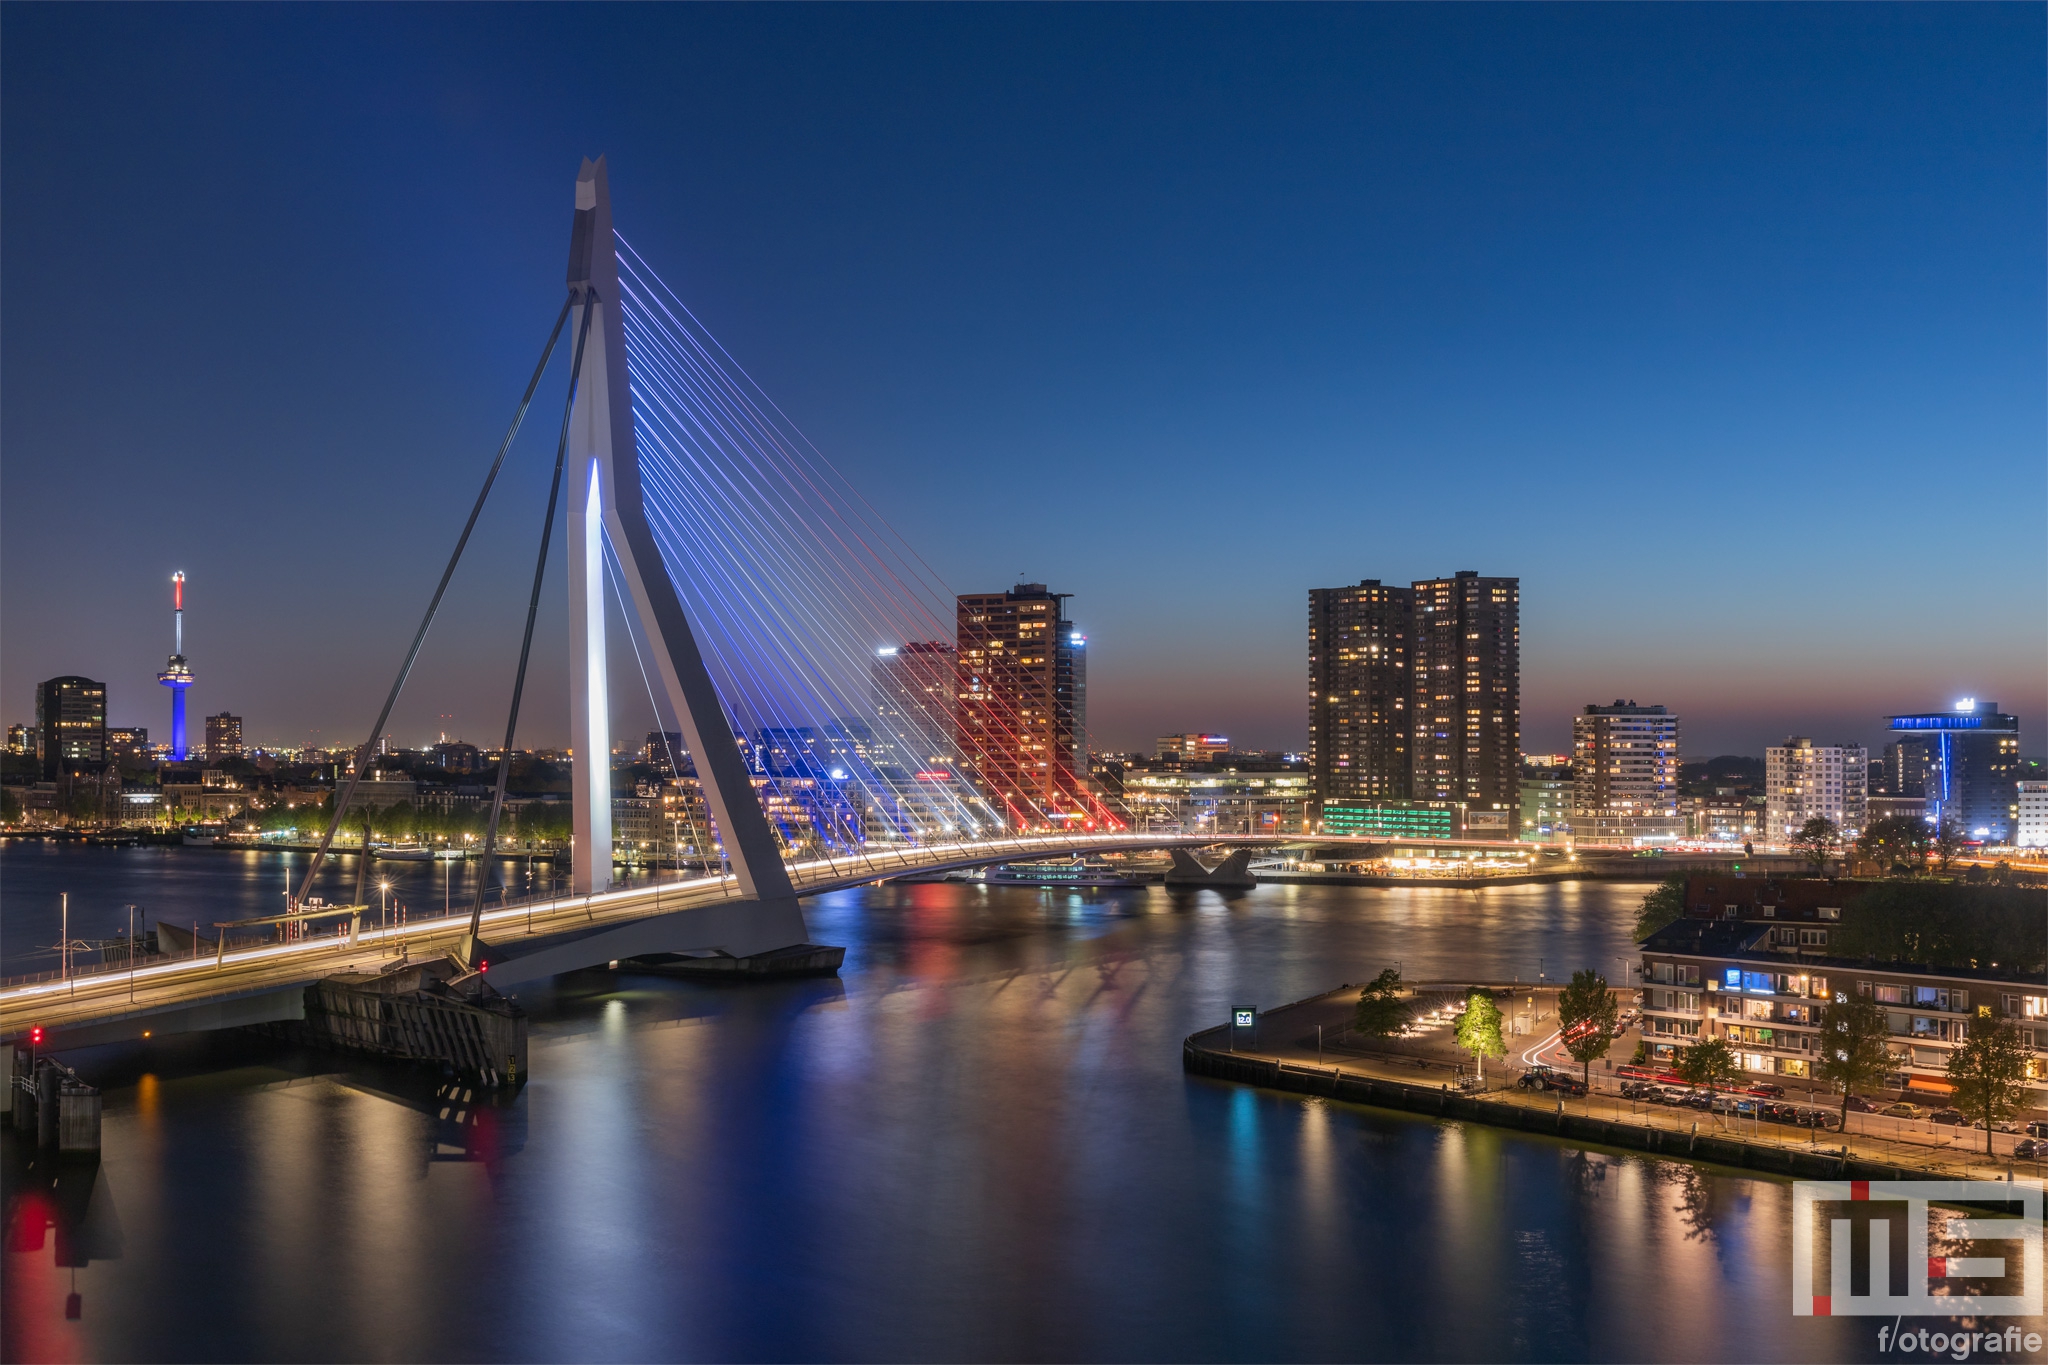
[1203,982,2047,1182]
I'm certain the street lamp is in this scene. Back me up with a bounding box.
[379,879,392,931]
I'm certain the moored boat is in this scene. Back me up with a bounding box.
[983,859,1148,889]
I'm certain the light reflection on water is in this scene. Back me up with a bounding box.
[3,849,1878,1361]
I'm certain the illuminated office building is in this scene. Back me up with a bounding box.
[1887,700,2021,843]
[874,642,959,771]
[1156,733,1231,762]
[36,676,107,780]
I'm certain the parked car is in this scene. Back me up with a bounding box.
[2024,1121,2048,1140]
[1745,1082,1787,1098]
[1653,1087,1689,1107]
[1930,1109,1970,1127]
[1803,1109,1843,1131]
[1761,1102,1801,1126]
[2015,1138,2043,1160]
[1883,1102,1924,1120]
[1619,1080,1658,1101]
[1845,1095,1878,1113]
[1682,1091,1717,1111]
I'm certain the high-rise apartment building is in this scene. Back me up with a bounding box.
[1887,700,2021,842]
[1307,580,1413,805]
[1764,737,1869,844]
[204,712,244,763]
[956,585,1093,827]
[36,676,107,780]
[1572,702,1681,843]
[1410,573,1520,835]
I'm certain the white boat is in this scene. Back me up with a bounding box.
[983,859,1148,889]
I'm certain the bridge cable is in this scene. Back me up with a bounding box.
[294,296,574,910]
[466,295,598,951]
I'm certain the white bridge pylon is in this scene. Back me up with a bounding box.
[561,156,807,958]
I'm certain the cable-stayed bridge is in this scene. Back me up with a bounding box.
[1,159,1453,1069]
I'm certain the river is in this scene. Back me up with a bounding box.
[3,846,1882,1361]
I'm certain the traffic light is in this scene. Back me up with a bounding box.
[29,1025,43,1049]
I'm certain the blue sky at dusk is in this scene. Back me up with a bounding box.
[3,5,2042,760]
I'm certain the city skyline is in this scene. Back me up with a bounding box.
[4,5,2042,760]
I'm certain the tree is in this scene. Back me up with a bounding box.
[1934,817,1966,874]
[1455,990,1506,1084]
[1791,816,1840,873]
[1947,1010,2033,1157]
[1353,968,1410,1040]
[1813,990,1893,1132]
[1674,1037,1740,1097]
[1857,814,1931,875]
[0,786,19,825]
[1635,874,1688,939]
[1556,968,1621,1090]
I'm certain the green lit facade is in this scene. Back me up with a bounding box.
[1318,800,1459,839]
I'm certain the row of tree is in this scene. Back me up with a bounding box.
[1791,812,2003,877]
[244,798,574,843]
[1355,963,2035,1155]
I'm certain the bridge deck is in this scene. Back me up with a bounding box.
[0,833,1306,1045]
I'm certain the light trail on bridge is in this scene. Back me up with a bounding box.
[0,833,1296,1041]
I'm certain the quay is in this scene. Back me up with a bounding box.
[1187,982,2047,1184]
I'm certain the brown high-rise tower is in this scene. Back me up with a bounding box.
[1410,572,1520,835]
[955,584,1094,828]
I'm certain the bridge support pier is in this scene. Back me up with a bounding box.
[1165,848,1257,889]
[262,962,528,1088]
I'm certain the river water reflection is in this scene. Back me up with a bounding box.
[3,848,1875,1361]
